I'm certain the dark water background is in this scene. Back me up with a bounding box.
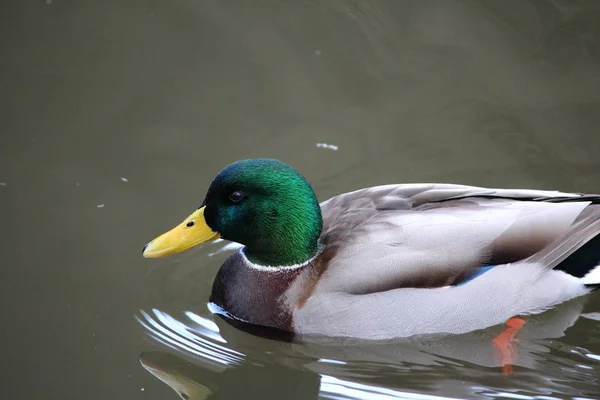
[2,0,600,399]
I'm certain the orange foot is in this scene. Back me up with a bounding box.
[491,317,525,375]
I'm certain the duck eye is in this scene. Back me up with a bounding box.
[186,221,195,227]
[229,191,244,203]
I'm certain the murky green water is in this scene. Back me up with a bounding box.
[2,1,600,399]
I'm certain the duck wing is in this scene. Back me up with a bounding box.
[318,184,599,294]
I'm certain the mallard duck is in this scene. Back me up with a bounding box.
[143,158,600,341]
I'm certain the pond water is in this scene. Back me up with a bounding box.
[2,1,600,399]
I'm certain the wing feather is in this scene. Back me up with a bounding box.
[318,184,594,292]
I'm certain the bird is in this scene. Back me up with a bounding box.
[142,158,600,344]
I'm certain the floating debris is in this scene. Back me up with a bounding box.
[120,177,128,182]
[0,182,6,186]
[76,182,80,186]
[96,204,105,208]
[314,50,322,56]
[316,142,339,151]
[46,0,52,4]
[140,388,145,392]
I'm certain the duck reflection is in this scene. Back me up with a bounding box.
[137,309,320,399]
[140,352,217,400]
[140,351,471,400]
[137,296,597,399]
[139,350,320,400]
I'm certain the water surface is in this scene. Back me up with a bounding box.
[2,0,600,399]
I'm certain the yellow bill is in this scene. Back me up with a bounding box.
[143,206,220,258]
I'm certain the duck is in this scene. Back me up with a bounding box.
[142,158,600,342]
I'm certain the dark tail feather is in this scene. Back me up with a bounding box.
[554,234,600,278]
[553,230,600,289]
[525,205,600,290]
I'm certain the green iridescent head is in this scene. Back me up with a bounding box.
[143,159,323,266]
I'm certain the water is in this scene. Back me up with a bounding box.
[1,0,599,399]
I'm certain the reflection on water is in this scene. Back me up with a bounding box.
[141,348,467,400]
[141,352,217,400]
[136,309,243,368]
[137,290,600,399]
[319,376,460,400]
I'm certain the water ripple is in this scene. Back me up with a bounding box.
[136,309,245,368]
[136,302,600,399]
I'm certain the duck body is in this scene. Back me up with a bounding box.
[143,160,600,340]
